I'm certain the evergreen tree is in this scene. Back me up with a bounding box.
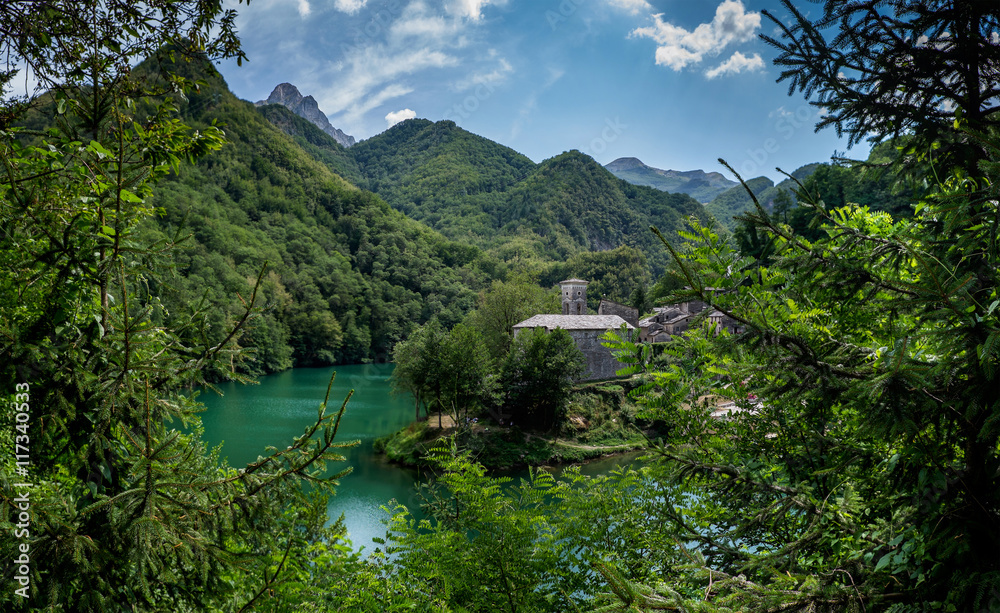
[1,3,357,610]
[763,0,1000,173]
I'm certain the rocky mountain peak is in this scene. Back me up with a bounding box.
[257,83,356,148]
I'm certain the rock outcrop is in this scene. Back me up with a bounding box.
[256,83,356,148]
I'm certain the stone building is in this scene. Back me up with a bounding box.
[560,278,589,315]
[513,279,634,380]
[638,298,742,343]
[597,299,639,327]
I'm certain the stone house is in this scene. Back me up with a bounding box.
[513,279,634,380]
[638,297,742,343]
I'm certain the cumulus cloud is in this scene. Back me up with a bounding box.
[296,0,311,18]
[705,51,763,78]
[608,0,654,15]
[631,0,760,71]
[333,0,369,14]
[386,108,417,127]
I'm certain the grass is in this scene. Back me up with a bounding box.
[375,381,652,469]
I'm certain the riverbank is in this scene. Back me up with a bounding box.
[374,380,653,469]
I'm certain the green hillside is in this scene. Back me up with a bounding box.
[130,60,488,372]
[703,163,819,230]
[347,120,710,275]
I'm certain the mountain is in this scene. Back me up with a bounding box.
[125,56,487,371]
[347,119,711,276]
[704,163,821,230]
[256,83,356,148]
[605,157,738,203]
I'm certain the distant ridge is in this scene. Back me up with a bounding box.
[605,157,738,203]
[256,83,355,148]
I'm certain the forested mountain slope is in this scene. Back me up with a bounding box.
[347,119,710,275]
[133,60,487,372]
[705,163,820,230]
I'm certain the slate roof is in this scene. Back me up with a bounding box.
[513,314,635,331]
[559,278,589,285]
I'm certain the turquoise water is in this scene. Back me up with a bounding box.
[197,363,425,550]
[197,363,643,550]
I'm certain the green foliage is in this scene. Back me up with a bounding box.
[502,328,586,430]
[462,272,560,355]
[705,175,780,230]
[390,320,497,427]
[600,136,1000,610]
[0,5,367,610]
[257,102,367,188]
[128,61,486,372]
[761,0,1000,173]
[543,245,651,311]
[705,164,819,231]
[383,445,685,613]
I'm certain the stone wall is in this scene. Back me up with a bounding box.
[597,300,639,327]
[568,329,627,380]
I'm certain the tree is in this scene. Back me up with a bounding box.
[439,323,497,427]
[463,272,559,355]
[0,3,359,610]
[501,328,585,430]
[391,320,447,424]
[383,444,682,613]
[762,0,1000,173]
[603,135,1000,610]
[391,321,497,427]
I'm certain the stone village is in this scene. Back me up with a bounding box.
[512,279,743,381]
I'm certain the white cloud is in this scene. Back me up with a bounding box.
[631,0,760,71]
[608,0,653,15]
[705,51,763,78]
[386,108,417,127]
[446,0,506,21]
[391,2,460,42]
[297,0,504,135]
[296,0,311,17]
[545,67,566,87]
[322,45,456,123]
[333,0,369,14]
[452,57,513,90]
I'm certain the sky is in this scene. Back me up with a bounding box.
[216,0,867,182]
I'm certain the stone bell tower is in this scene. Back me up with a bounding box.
[560,279,589,315]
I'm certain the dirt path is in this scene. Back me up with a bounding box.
[425,415,456,430]
[522,433,645,452]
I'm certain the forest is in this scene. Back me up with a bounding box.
[2,0,1000,612]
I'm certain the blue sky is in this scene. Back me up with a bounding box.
[218,0,867,181]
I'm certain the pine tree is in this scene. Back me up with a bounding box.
[762,0,1000,173]
[1,3,357,610]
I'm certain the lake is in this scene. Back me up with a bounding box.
[198,363,426,550]
[198,363,643,550]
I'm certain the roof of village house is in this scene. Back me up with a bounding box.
[639,310,691,327]
[513,314,635,331]
[559,278,589,285]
